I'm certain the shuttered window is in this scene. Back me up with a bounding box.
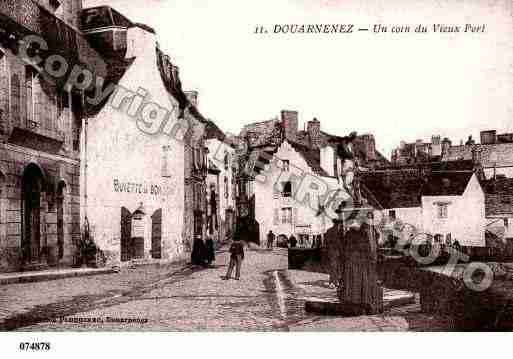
[273,208,279,225]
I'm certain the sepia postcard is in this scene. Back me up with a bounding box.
[1,0,513,357]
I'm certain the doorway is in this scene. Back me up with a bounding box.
[22,164,44,264]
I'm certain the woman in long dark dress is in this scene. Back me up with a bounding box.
[340,221,382,314]
[191,236,207,266]
[205,236,215,265]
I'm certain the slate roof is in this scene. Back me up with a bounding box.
[362,162,477,209]
[288,141,331,177]
[360,171,424,209]
[421,172,474,196]
[204,120,226,141]
[482,177,513,217]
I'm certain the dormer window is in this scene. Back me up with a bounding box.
[49,0,62,13]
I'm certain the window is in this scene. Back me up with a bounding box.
[505,218,509,228]
[282,160,290,172]
[389,210,396,221]
[224,177,229,199]
[49,0,61,11]
[437,203,448,219]
[281,207,292,224]
[282,181,292,197]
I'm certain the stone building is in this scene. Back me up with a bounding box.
[78,5,193,265]
[235,110,388,245]
[205,133,236,242]
[0,0,106,272]
[362,160,487,247]
[182,91,209,251]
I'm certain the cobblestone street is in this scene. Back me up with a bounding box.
[0,245,452,331]
[0,246,289,331]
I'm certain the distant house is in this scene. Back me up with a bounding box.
[363,162,486,247]
[483,177,513,241]
[252,140,339,245]
[421,172,485,247]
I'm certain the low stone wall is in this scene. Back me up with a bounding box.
[288,248,325,272]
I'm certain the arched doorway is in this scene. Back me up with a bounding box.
[22,164,45,264]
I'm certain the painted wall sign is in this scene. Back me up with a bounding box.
[113,179,162,196]
[131,218,145,238]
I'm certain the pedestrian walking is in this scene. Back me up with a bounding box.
[205,236,215,266]
[266,230,275,250]
[223,238,245,280]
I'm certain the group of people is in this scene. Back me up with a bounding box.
[191,235,246,280]
[191,236,216,267]
[266,230,324,249]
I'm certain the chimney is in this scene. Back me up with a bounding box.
[480,130,497,145]
[430,135,441,157]
[307,118,321,148]
[441,137,451,157]
[359,134,376,161]
[125,23,157,59]
[471,146,481,166]
[185,90,199,108]
[281,110,298,143]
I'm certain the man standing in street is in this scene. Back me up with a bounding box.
[223,238,245,280]
[266,230,275,250]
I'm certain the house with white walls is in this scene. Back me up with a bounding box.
[205,128,237,242]
[363,166,487,247]
[421,172,485,247]
[252,140,340,245]
[79,6,191,265]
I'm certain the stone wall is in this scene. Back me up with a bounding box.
[0,145,80,272]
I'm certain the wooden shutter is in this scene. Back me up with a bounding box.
[293,208,298,225]
[151,209,162,259]
[120,207,132,262]
[273,208,279,225]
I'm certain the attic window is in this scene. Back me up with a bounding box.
[49,0,61,11]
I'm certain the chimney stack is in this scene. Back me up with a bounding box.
[480,130,497,145]
[125,23,157,59]
[280,110,298,143]
[307,118,321,148]
[441,137,452,157]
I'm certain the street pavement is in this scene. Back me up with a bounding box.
[0,245,452,331]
